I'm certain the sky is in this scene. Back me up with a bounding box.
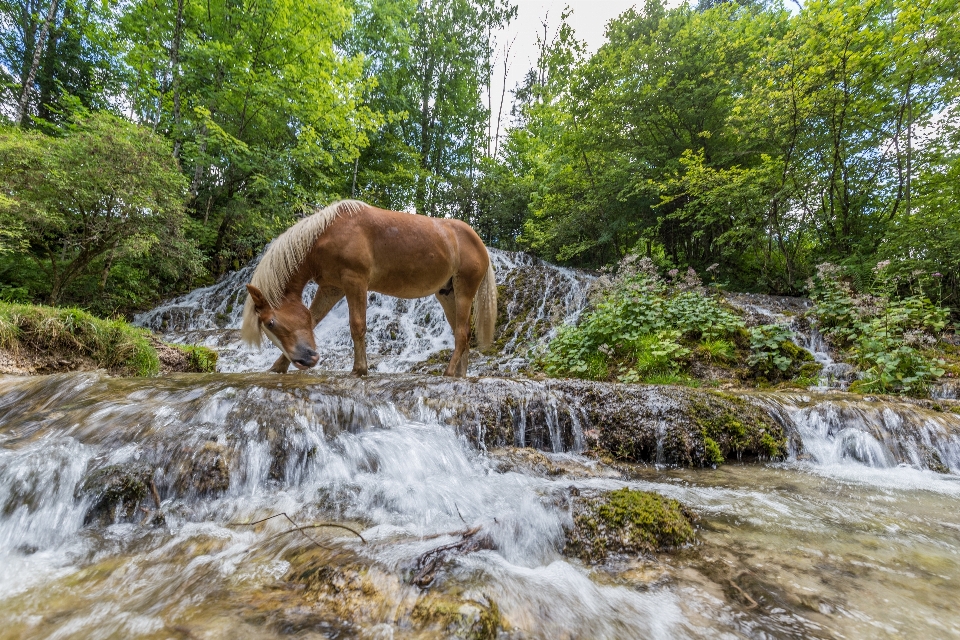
[487,0,638,147]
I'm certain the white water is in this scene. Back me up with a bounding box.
[135,248,595,375]
[2,372,960,637]
[3,253,960,636]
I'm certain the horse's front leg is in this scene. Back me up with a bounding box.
[343,281,369,376]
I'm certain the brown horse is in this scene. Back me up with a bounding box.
[241,200,497,377]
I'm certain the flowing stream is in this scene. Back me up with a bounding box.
[1,253,959,638]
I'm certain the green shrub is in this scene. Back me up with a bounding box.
[540,255,744,382]
[809,262,950,394]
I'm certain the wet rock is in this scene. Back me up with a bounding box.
[411,592,501,640]
[266,546,501,639]
[488,447,562,476]
[77,462,154,525]
[565,488,695,563]
[172,441,232,496]
[550,380,788,466]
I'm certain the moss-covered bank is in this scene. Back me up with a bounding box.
[0,302,216,376]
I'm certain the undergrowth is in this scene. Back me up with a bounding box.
[538,255,811,385]
[0,302,216,376]
[809,262,953,395]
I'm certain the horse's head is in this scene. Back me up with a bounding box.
[245,284,319,369]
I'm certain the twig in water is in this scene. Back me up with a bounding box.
[149,480,162,510]
[728,577,759,610]
[229,512,366,550]
[455,502,466,524]
[412,525,491,587]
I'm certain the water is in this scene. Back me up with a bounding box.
[5,255,960,637]
[1,372,960,638]
[134,249,595,375]
[724,293,856,391]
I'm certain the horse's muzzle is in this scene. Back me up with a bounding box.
[292,347,319,370]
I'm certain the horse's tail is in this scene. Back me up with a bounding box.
[473,257,497,350]
[240,295,262,348]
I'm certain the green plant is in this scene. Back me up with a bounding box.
[809,261,950,394]
[540,256,744,383]
[699,338,736,363]
[747,323,797,379]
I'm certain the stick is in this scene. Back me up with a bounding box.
[150,480,162,510]
[229,512,367,546]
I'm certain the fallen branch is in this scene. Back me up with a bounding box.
[728,576,759,610]
[412,525,492,587]
[229,512,367,550]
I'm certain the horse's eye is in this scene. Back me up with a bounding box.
[267,318,276,329]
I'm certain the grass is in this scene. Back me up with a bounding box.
[0,302,216,376]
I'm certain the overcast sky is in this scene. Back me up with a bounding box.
[488,0,639,147]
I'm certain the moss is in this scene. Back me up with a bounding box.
[565,488,695,563]
[0,301,214,376]
[173,344,218,373]
[703,437,724,465]
[686,391,788,465]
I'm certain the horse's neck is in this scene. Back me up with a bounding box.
[282,262,315,302]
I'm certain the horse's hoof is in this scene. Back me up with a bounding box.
[351,369,368,377]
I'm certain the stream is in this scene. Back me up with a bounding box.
[1,250,959,638]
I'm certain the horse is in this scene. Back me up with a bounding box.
[240,200,497,377]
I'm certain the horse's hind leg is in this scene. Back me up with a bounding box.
[268,286,345,373]
[435,291,468,376]
[445,291,475,377]
[342,279,369,376]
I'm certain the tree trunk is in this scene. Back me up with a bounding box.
[171,0,185,158]
[18,0,58,126]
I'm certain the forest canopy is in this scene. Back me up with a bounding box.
[0,0,958,316]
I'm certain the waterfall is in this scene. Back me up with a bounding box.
[135,248,595,375]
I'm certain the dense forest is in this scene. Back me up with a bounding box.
[0,0,958,318]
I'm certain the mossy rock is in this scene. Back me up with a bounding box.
[77,462,154,525]
[565,488,695,563]
[411,593,501,640]
[551,380,788,466]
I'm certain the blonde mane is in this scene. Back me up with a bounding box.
[241,199,366,347]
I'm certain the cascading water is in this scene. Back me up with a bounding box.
[1,369,960,637]
[134,248,595,375]
[724,293,856,390]
[3,254,960,637]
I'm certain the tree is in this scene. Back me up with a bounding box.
[345,0,516,217]
[122,0,377,276]
[0,112,198,305]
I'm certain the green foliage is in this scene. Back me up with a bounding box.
[0,302,160,375]
[810,262,950,394]
[0,112,201,311]
[539,255,743,382]
[0,302,218,376]
[747,323,809,381]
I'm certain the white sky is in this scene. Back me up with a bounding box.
[487,0,640,149]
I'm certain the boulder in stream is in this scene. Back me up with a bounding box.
[565,488,696,563]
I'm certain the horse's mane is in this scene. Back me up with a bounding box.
[241,199,366,347]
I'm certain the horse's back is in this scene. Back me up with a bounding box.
[314,204,488,298]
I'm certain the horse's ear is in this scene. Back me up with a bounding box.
[246,284,268,311]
